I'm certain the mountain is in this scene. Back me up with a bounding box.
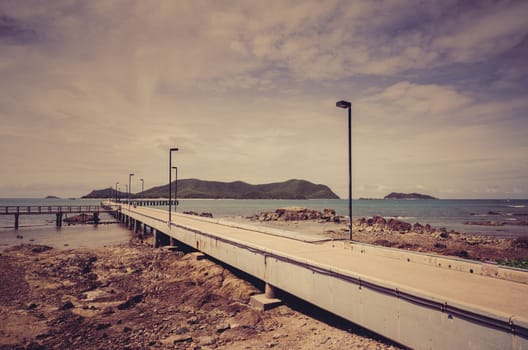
[141,179,339,199]
[82,179,339,199]
[82,187,128,199]
[384,192,438,200]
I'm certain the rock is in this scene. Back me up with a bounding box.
[96,322,111,330]
[161,335,192,344]
[31,245,53,253]
[117,294,144,310]
[386,218,412,232]
[102,306,114,315]
[183,211,214,218]
[187,316,198,325]
[250,207,339,222]
[513,237,528,249]
[413,223,424,234]
[60,301,75,310]
[454,250,470,258]
[175,327,189,334]
[197,335,216,345]
[216,323,231,333]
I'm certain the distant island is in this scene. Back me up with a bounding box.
[384,192,438,200]
[45,195,60,199]
[82,179,339,200]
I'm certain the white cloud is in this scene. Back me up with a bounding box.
[1,1,527,198]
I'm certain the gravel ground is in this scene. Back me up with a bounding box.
[0,236,402,350]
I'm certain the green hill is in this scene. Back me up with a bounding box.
[82,179,339,199]
[81,187,128,199]
[384,192,438,200]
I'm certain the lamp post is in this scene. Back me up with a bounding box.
[140,178,144,199]
[336,100,353,241]
[172,166,178,212]
[115,182,119,202]
[169,147,179,224]
[129,173,134,207]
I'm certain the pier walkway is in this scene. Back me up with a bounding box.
[0,205,118,228]
[114,202,528,349]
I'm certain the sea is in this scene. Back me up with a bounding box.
[1,197,527,250]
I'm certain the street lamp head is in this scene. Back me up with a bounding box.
[170,147,179,152]
[336,100,351,109]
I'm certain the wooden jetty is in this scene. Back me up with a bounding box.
[0,205,119,229]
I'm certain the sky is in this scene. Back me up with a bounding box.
[1,0,527,199]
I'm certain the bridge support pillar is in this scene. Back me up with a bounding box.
[265,283,276,299]
[250,283,282,311]
[55,213,63,227]
[154,230,160,248]
[93,213,99,225]
[14,214,19,229]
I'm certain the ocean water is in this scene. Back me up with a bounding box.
[1,198,527,247]
[0,198,131,250]
[170,198,528,238]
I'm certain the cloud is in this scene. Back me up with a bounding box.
[433,1,528,63]
[0,1,527,198]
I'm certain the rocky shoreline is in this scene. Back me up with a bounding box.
[248,207,528,263]
[0,234,400,350]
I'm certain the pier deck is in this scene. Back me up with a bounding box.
[117,203,528,349]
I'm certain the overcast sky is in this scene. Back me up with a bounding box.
[1,1,527,199]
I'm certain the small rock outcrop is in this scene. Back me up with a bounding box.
[354,216,441,236]
[248,207,344,223]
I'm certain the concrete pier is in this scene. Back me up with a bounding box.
[114,203,528,349]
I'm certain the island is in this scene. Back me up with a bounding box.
[82,179,339,200]
[384,192,438,200]
[45,195,60,199]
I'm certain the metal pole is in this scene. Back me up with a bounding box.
[168,148,178,224]
[129,173,134,208]
[172,166,178,213]
[115,182,119,203]
[169,150,172,224]
[348,106,352,241]
[175,166,178,212]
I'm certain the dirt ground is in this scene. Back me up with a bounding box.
[0,236,401,350]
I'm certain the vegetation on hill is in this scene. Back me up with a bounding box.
[140,179,339,199]
[82,179,339,200]
[384,192,438,200]
[82,188,127,199]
